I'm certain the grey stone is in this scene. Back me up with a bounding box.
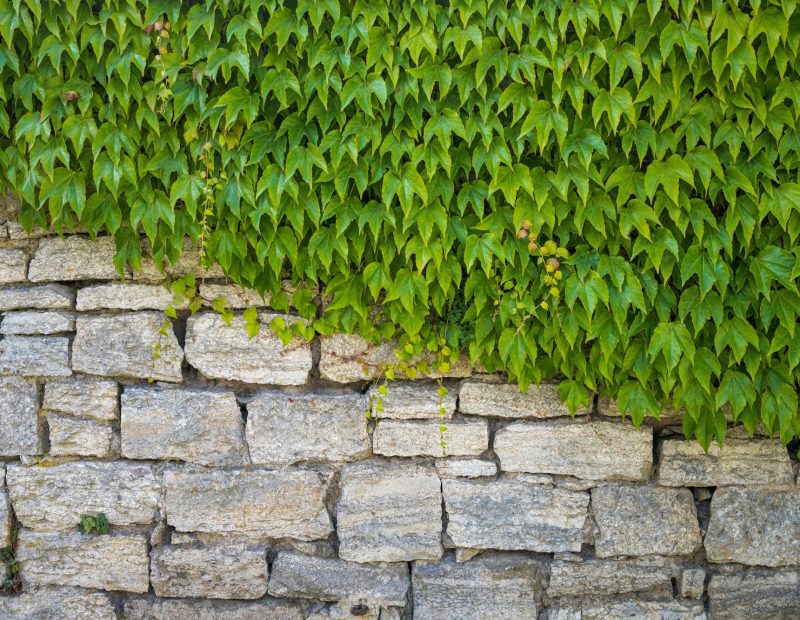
[1,477,9,548]
[592,484,702,558]
[43,378,118,420]
[0,283,74,310]
[374,419,488,457]
[0,311,74,334]
[0,587,116,620]
[122,387,248,466]
[658,439,793,486]
[458,380,589,418]
[337,461,442,562]
[546,558,672,598]
[185,312,312,384]
[705,487,800,567]
[7,461,160,530]
[367,382,456,419]
[246,391,370,466]
[46,414,116,457]
[28,236,119,281]
[164,468,332,540]
[436,459,497,478]
[0,247,28,282]
[494,420,652,480]
[151,543,268,599]
[412,553,544,620]
[443,478,588,552]
[135,238,226,281]
[0,335,71,376]
[680,568,706,600]
[597,396,684,424]
[708,570,800,619]
[268,551,410,605]
[76,283,176,310]
[16,530,150,592]
[0,376,41,456]
[545,600,706,620]
[72,313,183,382]
[122,598,304,620]
[199,283,269,308]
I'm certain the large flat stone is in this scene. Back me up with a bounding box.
[0,376,41,456]
[246,391,370,466]
[592,483,702,558]
[0,587,116,620]
[443,478,588,552]
[459,380,589,418]
[72,313,183,382]
[0,311,74,334]
[705,487,800,567]
[7,461,160,531]
[16,530,150,592]
[366,382,457,418]
[122,598,304,620]
[185,312,311,384]
[337,461,442,562]
[658,439,794,486]
[0,335,71,376]
[546,558,672,598]
[0,283,74,310]
[373,419,489,457]
[268,551,410,605]
[47,414,116,457]
[134,238,226,281]
[494,420,652,480]
[43,378,118,420]
[0,247,28,282]
[708,570,800,619]
[164,468,332,540]
[28,236,119,281]
[544,600,706,619]
[77,283,176,310]
[122,387,247,466]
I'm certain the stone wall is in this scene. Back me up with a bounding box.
[0,226,799,619]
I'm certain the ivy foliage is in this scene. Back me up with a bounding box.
[2,0,800,448]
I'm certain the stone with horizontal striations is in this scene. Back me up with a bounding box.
[164,468,332,540]
[246,391,369,466]
[151,543,268,599]
[546,558,672,598]
[0,587,116,620]
[122,387,248,466]
[705,487,800,567]
[412,553,544,620]
[0,283,74,310]
[366,382,457,418]
[76,283,177,311]
[436,458,497,478]
[708,570,800,619]
[72,313,183,382]
[337,461,442,562]
[46,414,116,457]
[494,420,652,480]
[28,236,119,281]
[592,483,702,558]
[374,419,488,457]
[7,461,160,530]
[268,551,410,605]
[544,600,706,620]
[0,335,71,377]
[459,380,589,418]
[597,396,684,424]
[0,247,28,282]
[0,376,41,456]
[658,439,793,487]
[0,311,74,334]
[199,283,269,308]
[121,598,304,620]
[443,478,588,553]
[43,378,118,420]
[185,312,311,385]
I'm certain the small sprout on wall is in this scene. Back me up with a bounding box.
[1,546,20,593]
[79,513,111,535]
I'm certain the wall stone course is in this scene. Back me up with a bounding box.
[28,236,119,281]
[76,282,177,311]
[373,418,489,457]
[43,377,119,420]
[459,379,589,418]
[435,458,497,478]
[0,283,74,310]
[708,569,800,619]
[46,414,116,457]
[121,598,305,620]
[546,558,673,599]
[0,310,74,334]
[366,381,457,418]
[0,334,71,377]
[0,587,116,620]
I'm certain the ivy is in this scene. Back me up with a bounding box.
[3,0,800,448]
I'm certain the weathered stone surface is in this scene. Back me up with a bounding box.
[43,378,118,420]
[705,487,800,567]
[72,313,183,382]
[436,458,497,478]
[494,420,652,480]
[28,236,119,281]
[412,553,544,620]
[0,587,116,620]
[0,283,74,310]
[185,312,311,384]
[268,551,410,605]
[122,387,247,466]
[374,419,488,457]
[246,391,370,466]
[16,530,150,592]
[459,380,589,418]
[122,598,304,620]
[76,283,176,310]
[0,376,41,456]
[164,468,332,540]
[658,439,793,486]
[592,484,702,558]
[0,335,71,376]
[366,382,457,418]
[708,570,800,619]
[0,247,28,282]
[597,396,684,424]
[151,543,268,599]
[680,568,706,600]
[1,473,9,547]
[546,558,672,598]
[443,478,588,552]
[7,462,160,530]
[199,283,269,308]
[545,600,706,619]
[47,414,116,457]
[0,310,74,334]
[337,461,442,562]
[135,238,226,281]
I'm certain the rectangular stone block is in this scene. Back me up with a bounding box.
[185,312,311,384]
[0,311,74,335]
[164,468,332,540]
[494,420,652,480]
[708,570,800,619]
[367,382,457,419]
[592,483,702,558]
[16,530,150,592]
[122,387,248,466]
[122,598,304,620]
[546,558,672,598]
[337,462,442,562]
[444,478,588,553]
[545,600,706,619]
[0,284,74,310]
[705,487,800,567]
[268,551,410,605]
[7,462,160,530]
[199,283,269,308]
[0,376,41,456]
[0,587,116,620]
[76,283,176,311]
[72,313,183,382]
[28,236,118,281]
[134,238,226,281]
[0,335,71,377]
[0,247,28,282]
[436,458,498,478]
[151,543,268,599]
[374,419,488,457]
[43,378,118,420]
[47,414,116,457]
[459,380,589,418]
[658,439,794,487]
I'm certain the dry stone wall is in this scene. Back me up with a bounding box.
[0,228,799,619]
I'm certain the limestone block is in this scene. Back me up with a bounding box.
[459,380,589,418]
[0,376,41,456]
[0,284,74,310]
[374,419,488,457]
[0,311,74,334]
[0,335,71,377]
[28,236,118,281]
